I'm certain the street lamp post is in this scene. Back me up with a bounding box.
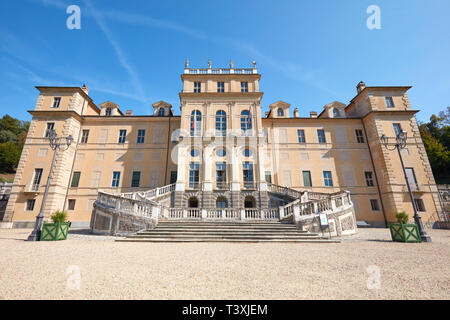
[27,130,73,241]
[380,131,432,242]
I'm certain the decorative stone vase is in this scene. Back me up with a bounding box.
[389,223,421,243]
[40,222,71,241]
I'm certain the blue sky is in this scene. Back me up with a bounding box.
[0,0,449,122]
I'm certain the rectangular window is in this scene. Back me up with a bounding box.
[265,171,272,184]
[370,199,380,211]
[355,129,365,143]
[52,97,61,108]
[317,129,326,144]
[385,97,394,108]
[216,162,227,188]
[81,129,89,143]
[131,171,141,187]
[118,129,127,143]
[303,171,312,187]
[189,162,200,189]
[112,171,121,187]
[365,171,374,187]
[323,171,333,187]
[393,123,402,137]
[414,199,426,212]
[243,162,254,188]
[170,171,177,184]
[45,123,55,138]
[217,82,224,93]
[137,129,145,144]
[68,199,76,210]
[71,171,81,188]
[26,199,36,211]
[241,82,248,93]
[32,168,43,191]
[297,129,306,143]
[105,108,112,116]
[405,167,418,191]
[194,82,201,93]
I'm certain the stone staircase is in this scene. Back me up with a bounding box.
[116,221,340,243]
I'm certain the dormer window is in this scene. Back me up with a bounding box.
[52,97,61,108]
[158,108,165,116]
[105,108,112,116]
[277,108,284,117]
[333,108,340,118]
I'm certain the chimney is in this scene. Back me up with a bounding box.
[125,110,133,116]
[81,84,89,95]
[310,111,318,118]
[356,81,366,94]
[293,108,299,118]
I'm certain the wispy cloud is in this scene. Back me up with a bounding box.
[83,0,147,103]
[29,0,336,98]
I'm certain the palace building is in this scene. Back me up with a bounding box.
[0,61,444,231]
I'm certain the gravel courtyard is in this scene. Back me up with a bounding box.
[0,228,449,300]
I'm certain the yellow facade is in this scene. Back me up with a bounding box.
[1,64,443,228]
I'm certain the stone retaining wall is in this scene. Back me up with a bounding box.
[91,201,156,236]
[295,206,358,237]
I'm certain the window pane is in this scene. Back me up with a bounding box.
[71,172,81,187]
[317,129,326,143]
[303,171,312,187]
[131,171,141,187]
[298,129,305,143]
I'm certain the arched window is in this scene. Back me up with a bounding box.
[244,196,256,208]
[215,110,227,136]
[333,108,340,118]
[240,110,252,132]
[277,108,284,117]
[188,197,199,208]
[158,108,165,116]
[190,110,202,136]
[216,197,228,208]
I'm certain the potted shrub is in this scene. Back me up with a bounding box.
[389,211,421,243]
[40,210,71,241]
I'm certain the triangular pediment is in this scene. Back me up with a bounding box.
[99,101,119,109]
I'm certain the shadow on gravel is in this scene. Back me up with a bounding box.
[68,229,98,236]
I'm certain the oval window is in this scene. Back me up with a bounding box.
[190,149,200,157]
[216,149,226,157]
[243,149,252,157]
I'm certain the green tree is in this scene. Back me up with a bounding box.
[0,142,21,173]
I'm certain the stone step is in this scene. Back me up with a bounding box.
[153,226,299,231]
[117,238,340,243]
[132,232,320,238]
[119,221,338,243]
[137,230,311,236]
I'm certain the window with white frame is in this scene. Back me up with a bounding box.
[52,97,61,108]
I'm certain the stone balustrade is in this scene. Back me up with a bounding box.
[91,184,357,237]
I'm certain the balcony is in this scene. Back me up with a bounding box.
[24,183,40,194]
[243,182,255,190]
[188,182,200,190]
[215,182,228,190]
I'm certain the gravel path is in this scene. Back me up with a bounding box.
[0,228,449,299]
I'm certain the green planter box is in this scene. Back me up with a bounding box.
[40,222,70,241]
[389,223,421,243]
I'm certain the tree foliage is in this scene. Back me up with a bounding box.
[419,107,450,183]
[0,114,29,173]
